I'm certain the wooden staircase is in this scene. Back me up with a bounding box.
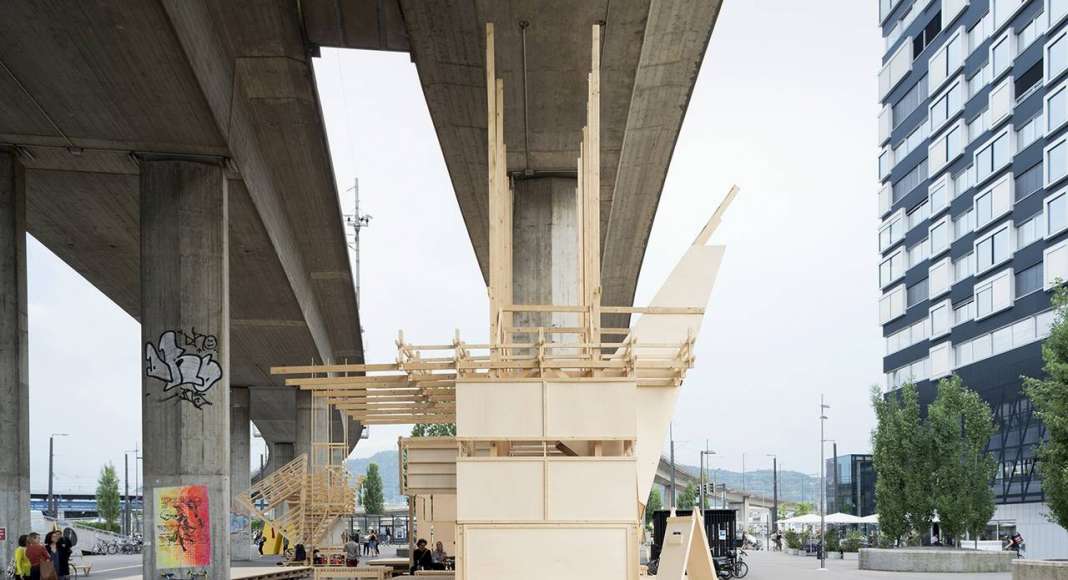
[236,453,356,547]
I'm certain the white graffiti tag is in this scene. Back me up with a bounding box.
[145,329,222,409]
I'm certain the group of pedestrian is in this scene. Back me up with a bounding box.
[362,530,380,556]
[11,530,72,580]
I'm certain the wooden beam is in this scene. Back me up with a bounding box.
[692,185,740,247]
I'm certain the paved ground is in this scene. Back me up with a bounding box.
[75,544,407,578]
[739,550,1011,580]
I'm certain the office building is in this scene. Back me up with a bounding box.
[878,0,1068,557]
[826,454,876,517]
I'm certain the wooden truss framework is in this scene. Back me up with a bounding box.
[272,23,733,427]
[235,397,357,547]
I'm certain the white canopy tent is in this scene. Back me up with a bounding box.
[824,512,864,525]
[859,514,879,524]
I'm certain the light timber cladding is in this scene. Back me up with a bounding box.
[460,526,633,580]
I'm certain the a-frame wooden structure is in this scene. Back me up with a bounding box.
[272,23,736,580]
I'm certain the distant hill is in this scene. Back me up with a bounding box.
[345,450,404,505]
[346,450,823,506]
[673,463,820,504]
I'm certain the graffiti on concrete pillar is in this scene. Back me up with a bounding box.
[145,329,222,409]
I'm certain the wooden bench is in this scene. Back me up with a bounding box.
[71,563,92,577]
[312,566,393,579]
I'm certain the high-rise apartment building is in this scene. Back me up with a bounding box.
[878,0,1068,557]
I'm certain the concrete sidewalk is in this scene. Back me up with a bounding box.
[738,550,1011,579]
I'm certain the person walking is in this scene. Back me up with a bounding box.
[14,534,31,580]
[46,531,71,580]
[343,535,360,567]
[25,533,51,580]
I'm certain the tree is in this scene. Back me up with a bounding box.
[871,383,936,543]
[645,488,662,525]
[361,463,385,515]
[411,424,456,437]
[95,463,121,531]
[928,375,997,545]
[1024,285,1068,530]
[677,483,698,510]
[793,502,813,517]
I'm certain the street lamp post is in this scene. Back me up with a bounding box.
[819,395,830,571]
[47,433,69,518]
[767,454,778,535]
[700,446,717,512]
[669,423,677,509]
[123,447,139,537]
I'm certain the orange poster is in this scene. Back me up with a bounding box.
[155,485,212,569]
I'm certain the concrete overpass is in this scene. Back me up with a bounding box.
[654,456,777,517]
[0,1,724,576]
[0,1,363,573]
[305,0,725,322]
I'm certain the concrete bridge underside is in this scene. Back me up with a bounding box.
[0,0,363,573]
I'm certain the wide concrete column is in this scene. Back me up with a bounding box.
[295,390,312,459]
[140,158,230,578]
[512,177,579,331]
[230,386,252,561]
[0,151,29,569]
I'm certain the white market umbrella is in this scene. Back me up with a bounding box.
[824,512,863,525]
[859,514,879,524]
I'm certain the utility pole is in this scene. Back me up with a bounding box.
[700,445,716,512]
[344,178,373,307]
[669,423,677,509]
[819,395,830,571]
[767,454,778,534]
[47,433,68,518]
[832,442,839,514]
[124,454,129,536]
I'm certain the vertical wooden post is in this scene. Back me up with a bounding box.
[486,22,513,363]
[486,23,499,354]
[585,25,602,353]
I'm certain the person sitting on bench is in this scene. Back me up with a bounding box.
[431,541,448,570]
[410,539,433,574]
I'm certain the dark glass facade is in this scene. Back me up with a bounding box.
[825,454,876,517]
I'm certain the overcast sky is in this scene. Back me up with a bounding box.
[26,0,882,493]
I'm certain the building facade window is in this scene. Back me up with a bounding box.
[1016,163,1043,201]
[1017,212,1043,247]
[975,224,1012,273]
[1047,190,1068,237]
[1016,262,1044,297]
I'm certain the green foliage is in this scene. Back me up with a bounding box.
[81,521,119,533]
[361,463,386,515]
[871,383,935,544]
[411,424,457,437]
[95,463,121,529]
[824,529,840,552]
[645,488,662,526]
[793,502,813,517]
[784,529,801,550]
[841,530,864,553]
[928,375,997,545]
[1024,285,1068,531]
[677,483,698,510]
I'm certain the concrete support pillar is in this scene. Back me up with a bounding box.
[230,386,252,561]
[295,390,312,460]
[140,158,230,578]
[0,150,29,569]
[512,177,579,332]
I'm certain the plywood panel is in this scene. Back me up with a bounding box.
[548,460,636,522]
[457,460,544,521]
[546,381,636,438]
[408,474,457,492]
[457,381,543,438]
[409,447,459,463]
[624,245,726,503]
[464,526,628,580]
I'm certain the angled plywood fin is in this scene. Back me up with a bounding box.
[654,511,718,580]
[624,187,739,502]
